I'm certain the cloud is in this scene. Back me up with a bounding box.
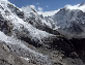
[37,6,43,11]
[21,5,37,13]
[65,4,85,12]
[21,4,59,17]
[29,5,36,9]
[38,9,60,17]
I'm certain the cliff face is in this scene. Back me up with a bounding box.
[0,0,85,65]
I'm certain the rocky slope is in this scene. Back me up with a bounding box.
[0,0,85,65]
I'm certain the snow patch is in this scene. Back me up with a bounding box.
[20,57,30,62]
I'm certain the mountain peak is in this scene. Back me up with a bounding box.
[65,4,85,12]
[79,2,85,6]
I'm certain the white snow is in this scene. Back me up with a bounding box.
[22,5,59,17]
[65,4,85,12]
[0,0,8,2]
[21,5,37,15]
[53,4,85,38]
[1,0,85,39]
[0,0,52,58]
[0,31,48,58]
[20,57,30,62]
[21,6,57,29]
[38,10,60,17]
[0,31,27,48]
[0,0,54,44]
[0,0,55,63]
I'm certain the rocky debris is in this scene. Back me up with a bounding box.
[0,41,51,65]
[0,37,84,65]
[0,41,28,65]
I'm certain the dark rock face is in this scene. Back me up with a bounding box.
[7,4,25,19]
[0,13,13,36]
[35,25,60,35]
[70,38,85,61]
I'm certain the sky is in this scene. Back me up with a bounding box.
[8,0,85,11]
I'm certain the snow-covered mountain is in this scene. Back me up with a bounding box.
[21,3,85,38]
[0,0,59,45]
[53,4,85,38]
[0,0,85,65]
[0,0,63,65]
[0,0,57,65]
